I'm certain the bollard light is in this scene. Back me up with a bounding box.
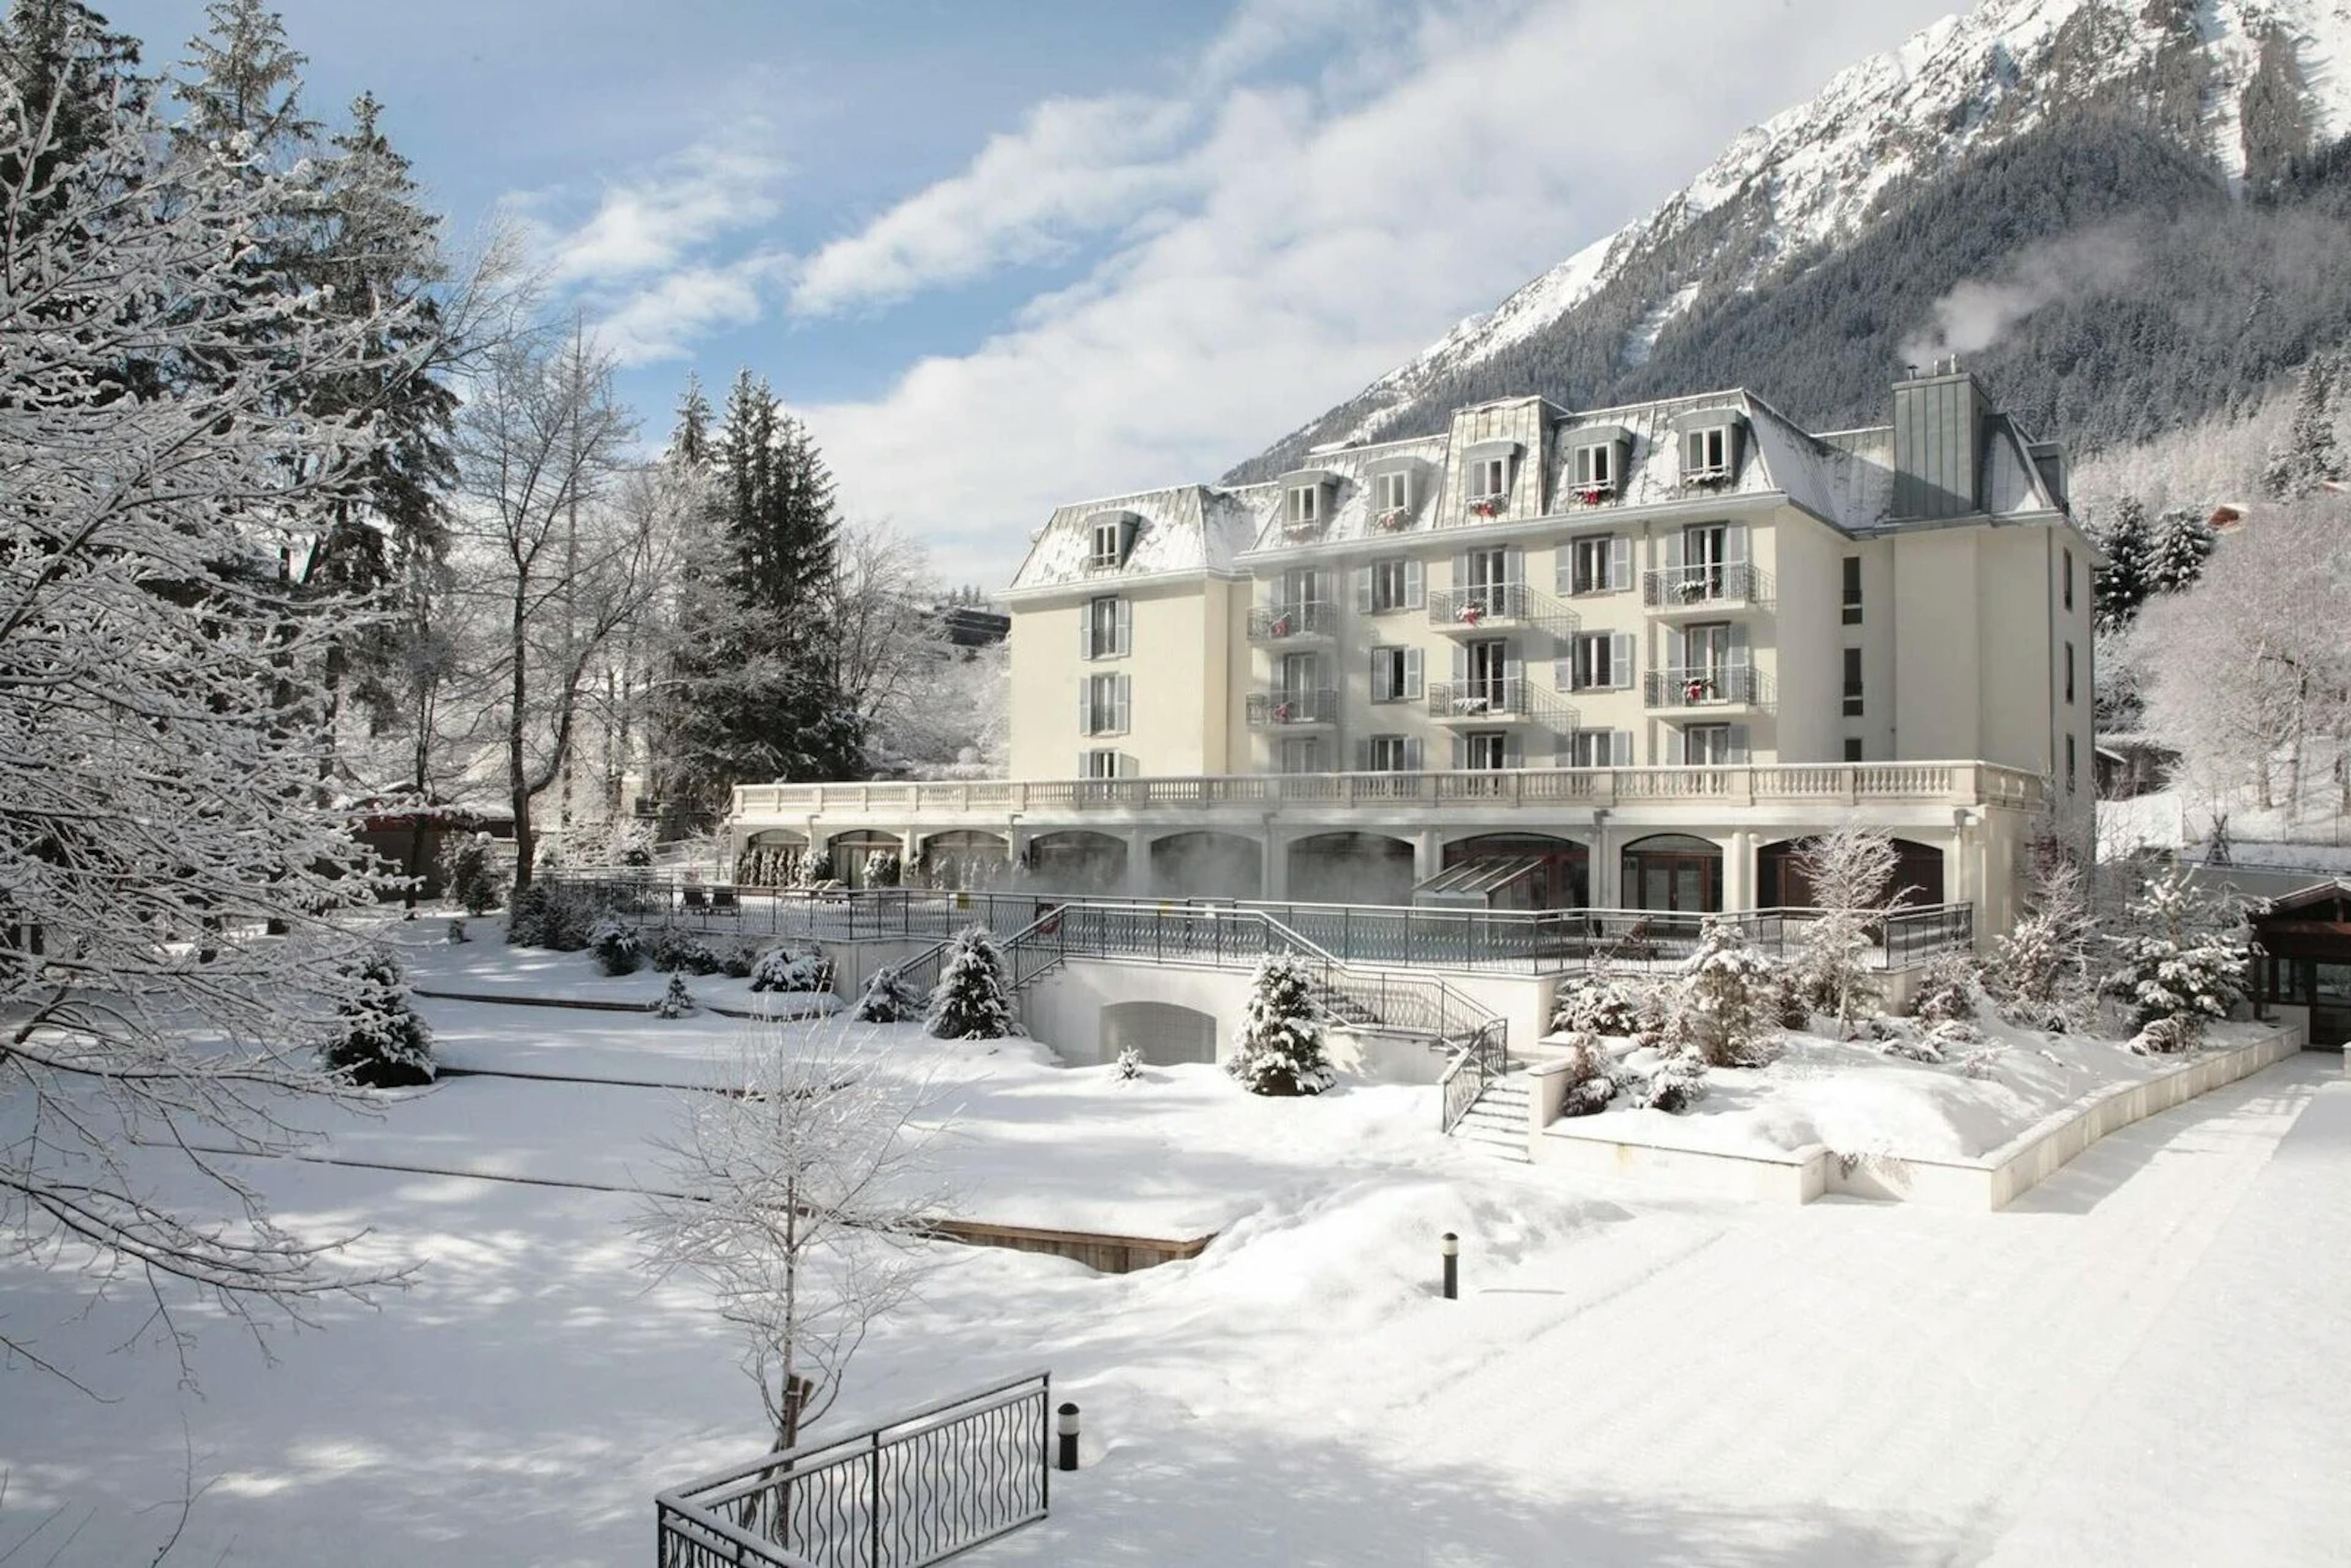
[1441,1231,1459,1300]
[1056,1401,1081,1472]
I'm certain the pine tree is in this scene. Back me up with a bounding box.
[1664,920,1779,1067]
[925,926,1016,1040]
[1226,955,1335,1096]
[2143,506,2216,596]
[173,0,315,164]
[320,953,436,1087]
[2262,354,2344,500]
[850,962,921,1024]
[0,0,143,223]
[2104,866,2248,1051]
[2091,495,2154,631]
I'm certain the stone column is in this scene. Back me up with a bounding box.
[1589,811,1614,908]
[1722,829,1755,913]
[1413,828,1444,885]
[1122,830,1153,898]
[1261,827,1288,902]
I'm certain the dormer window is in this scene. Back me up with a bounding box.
[1085,509,1139,570]
[1683,426,1730,478]
[1573,443,1614,493]
[1288,485,1320,526]
[1372,470,1410,512]
[1471,456,1508,500]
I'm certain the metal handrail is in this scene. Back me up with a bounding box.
[1246,601,1337,640]
[1245,687,1340,726]
[1644,665,1771,708]
[1641,561,1773,607]
[1427,582,1577,633]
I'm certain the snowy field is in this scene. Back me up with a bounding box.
[4,925,2349,1566]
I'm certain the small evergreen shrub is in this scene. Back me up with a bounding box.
[1666,921,1782,1068]
[850,963,922,1023]
[1551,968,1645,1036]
[926,926,1018,1040]
[721,944,757,980]
[1554,1033,1619,1117]
[446,917,468,944]
[590,917,643,977]
[657,973,694,1019]
[2105,869,2247,1050]
[506,880,598,950]
[321,952,435,1087]
[1114,1044,1146,1082]
[1226,954,1335,1097]
[1905,951,1981,1026]
[440,831,505,915]
[650,928,721,975]
[1627,1053,1706,1113]
[750,942,834,994]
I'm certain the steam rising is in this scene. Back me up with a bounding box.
[1900,230,2143,367]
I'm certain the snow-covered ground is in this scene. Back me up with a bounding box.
[4,923,2348,1566]
[1556,1018,2271,1163]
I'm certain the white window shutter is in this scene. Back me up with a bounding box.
[1729,623,1750,667]
[1355,567,1373,613]
[1114,598,1132,656]
[1122,752,1138,778]
[1078,680,1093,736]
[1727,523,1748,563]
[1611,730,1633,767]
[1504,650,1523,685]
[1505,546,1525,586]
[1404,645,1423,699]
[1405,737,1423,771]
[1370,650,1393,702]
[1611,632,1634,689]
[1114,675,1131,733]
[1554,655,1574,692]
[1555,549,1573,597]
[1504,733,1524,770]
[1665,530,1684,569]
[1079,612,1092,662]
[1609,536,1631,591]
[1354,737,1371,771]
[1405,558,1425,608]
[1452,643,1467,684]
[1729,724,1750,763]
[1451,552,1469,590]
[1451,735,1466,770]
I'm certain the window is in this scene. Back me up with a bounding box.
[1089,517,1128,569]
[1572,442,1614,491]
[2066,734,2078,793]
[1843,737,1863,763]
[1287,485,1321,527]
[2063,548,2075,612]
[2065,640,2076,705]
[1363,734,1415,773]
[1561,728,1629,768]
[1079,672,1129,736]
[1083,595,1128,660]
[1081,749,1123,779]
[1471,455,1508,500]
[1280,736,1324,775]
[1278,565,1324,609]
[1565,631,1631,691]
[1682,426,1729,478]
[1463,638,1511,707]
[1370,644,1422,703]
[1465,731,1510,770]
[1842,647,1864,717]
[1372,470,1411,512]
[1684,724,1733,765]
[1568,535,1624,595]
[1364,556,1422,612]
[1842,556,1862,625]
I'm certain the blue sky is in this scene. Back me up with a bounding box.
[105,0,1961,587]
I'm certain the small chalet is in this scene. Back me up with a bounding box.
[2249,879,2351,1048]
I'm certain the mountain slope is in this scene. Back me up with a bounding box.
[1232,0,2351,479]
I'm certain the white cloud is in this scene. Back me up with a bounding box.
[802,0,1959,586]
[534,133,790,287]
[596,250,792,366]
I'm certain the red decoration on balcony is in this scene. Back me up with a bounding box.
[1270,615,1291,637]
[1579,486,1605,506]
[1683,677,1709,704]
[1469,498,1499,518]
[1458,602,1484,625]
[1274,702,1294,722]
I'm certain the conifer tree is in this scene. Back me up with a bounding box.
[0,0,143,219]
[1226,956,1335,1096]
[926,927,1016,1040]
[2262,354,2344,500]
[2091,495,2153,632]
[173,0,313,163]
[2143,506,2215,596]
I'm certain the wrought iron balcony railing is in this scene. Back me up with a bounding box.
[1426,678,1574,727]
[1427,583,1577,636]
[1644,665,1771,709]
[1247,601,1338,642]
[1642,561,1772,610]
[1247,687,1340,726]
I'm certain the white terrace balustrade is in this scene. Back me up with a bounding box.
[732,761,2044,823]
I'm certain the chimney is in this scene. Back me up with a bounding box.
[1890,361,1992,521]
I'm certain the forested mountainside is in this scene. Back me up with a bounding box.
[1232,0,2351,478]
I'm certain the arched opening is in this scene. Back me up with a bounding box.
[1434,833,1589,910]
[1756,836,1947,909]
[1621,833,1723,914]
[1027,830,1127,895]
[825,830,904,888]
[919,830,1012,891]
[1149,831,1263,901]
[737,830,808,888]
[1101,1000,1218,1067]
[1287,832,1415,906]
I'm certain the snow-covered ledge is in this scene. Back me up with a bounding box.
[1526,1023,2305,1209]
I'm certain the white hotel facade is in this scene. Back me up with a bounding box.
[730,366,2095,943]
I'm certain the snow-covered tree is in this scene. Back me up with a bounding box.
[1550,962,1645,1036]
[925,926,1016,1040]
[1663,921,1779,1068]
[0,53,428,1352]
[1990,844,2098,1030]
[850,962,921,1024]
[2090,494,2153,632]
[2104,866,2249,1051]
[2261,354,2344,500]
[319,954,435,1087]
[634,1023,945,1448]
[589,917,642,977]
[1226,954,1335,1096]
[1905,950,1982,1027]
[2143,506,2215,597]
[1790,822,1902,1030]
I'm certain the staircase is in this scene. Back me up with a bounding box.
[1448,1073,1532,1163]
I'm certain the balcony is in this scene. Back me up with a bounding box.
[1247,601,1338,643]
[1642,561,1773,615]
[1428,678,1575,727]
[1428,583,1577,637]
[1644,665,1772,712]
[1247,687,1340,727]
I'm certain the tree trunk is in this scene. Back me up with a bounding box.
[509,589,535,890]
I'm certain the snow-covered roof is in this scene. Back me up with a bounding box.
[1008,483,1261,594]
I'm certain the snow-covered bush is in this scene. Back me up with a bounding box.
[658,974,695,1019]
[651,928,722,975]
[721,944,758,980]
[1226,955,1335,1097]
[751,942,834,995]
[1960,1044,2008,1080]
[2104,866,2247,1051]
[506,880,598,951]
[1663,920,1781,1068]
[440,831,504,915]
[446,917,468,944]
[320,954,436,1088]
[590,917,643,977]
[850,963,922,1024]
[1905,950,1981,1026]
[1789,822,1902,1029]
[1554,1033,1619,1117]
[1930,1018,1984,1051]
[1625,1052,1706,1113]
[926,927,1018,1040]
[1990,853,2096,1030]
[1551,966,1646,1036]
[1114,1045,1146,1082]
